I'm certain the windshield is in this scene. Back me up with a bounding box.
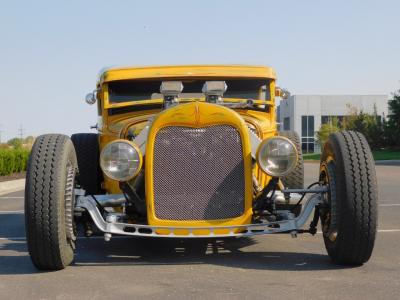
[108,78,271,104]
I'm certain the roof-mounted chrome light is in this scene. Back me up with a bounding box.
[202,81,227,103]
[160,81,183,109]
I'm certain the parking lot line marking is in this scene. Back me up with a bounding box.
[0,196,24,199]
[0,210,24,214]
[379,204,400,207]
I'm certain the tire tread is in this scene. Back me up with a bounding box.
[25,134,75,270]
[321,130,377,265]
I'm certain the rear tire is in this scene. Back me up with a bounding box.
[320,130,378,265]
[71,133,103,195]
[279,131,304,189]
[25,134,77,270]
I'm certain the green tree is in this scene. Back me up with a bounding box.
[316,117,340,147]
[385,90,400,148]
[7,138,22,149]
[344,104,384,150]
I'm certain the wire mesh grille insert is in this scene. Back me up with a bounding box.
[153,125,245,220]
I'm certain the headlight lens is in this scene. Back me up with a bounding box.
[100,140,142,181]
[256,137,298,177]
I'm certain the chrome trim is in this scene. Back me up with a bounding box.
[93,194,127,207]
[202,81,227,103]
[272,191,302,205]
[123,120,260,158]
[282,187,328,194]
[75,193,322,239]
[247,127,261,158]
[131,121,151,154]
[271,186,328,205]
[85,91,97,105]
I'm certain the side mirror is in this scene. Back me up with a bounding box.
[275,87,290,100]
[85,92,97,105]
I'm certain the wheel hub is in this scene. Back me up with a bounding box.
[65,162,76,248]
[320,161,338,242]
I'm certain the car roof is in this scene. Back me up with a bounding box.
[97,65,276,85]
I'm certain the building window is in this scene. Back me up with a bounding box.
[301,115,314,153]
[321,115,346,127]
[283,117,290,131]
[321,115,330,125]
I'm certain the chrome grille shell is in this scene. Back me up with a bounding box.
[153,125,245,221]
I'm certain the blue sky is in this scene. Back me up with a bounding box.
[0,0,399,141]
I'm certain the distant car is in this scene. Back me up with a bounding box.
[25,65,378,270]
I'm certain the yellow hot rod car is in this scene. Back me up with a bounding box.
[25,65,378,270]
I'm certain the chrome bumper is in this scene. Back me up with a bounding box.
[75,192,323,240]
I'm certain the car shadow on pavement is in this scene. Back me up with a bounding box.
[0,236,356,275]
[0,239,39,275]
[73,236,354,271]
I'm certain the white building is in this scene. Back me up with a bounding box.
[278,95,388,153]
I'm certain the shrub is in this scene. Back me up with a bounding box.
[0,148,30,176]
[316,117,340,147]
[7,138,23,149]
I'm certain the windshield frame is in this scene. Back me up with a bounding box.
[102,77,275,109]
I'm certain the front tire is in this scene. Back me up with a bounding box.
[320,131,378,265]
[25,134,77,270]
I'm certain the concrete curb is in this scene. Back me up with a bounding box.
[0,179,25,196]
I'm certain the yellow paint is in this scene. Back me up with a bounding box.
[95,65,280,229]
[99,64,276,85]
[145,102,253,229]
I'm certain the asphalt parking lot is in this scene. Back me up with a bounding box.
[0,163,399,299]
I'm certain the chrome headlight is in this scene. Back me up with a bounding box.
[256,137,298,177]
[100,140,142,181]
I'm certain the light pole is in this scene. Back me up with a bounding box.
[18,124,25,144]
